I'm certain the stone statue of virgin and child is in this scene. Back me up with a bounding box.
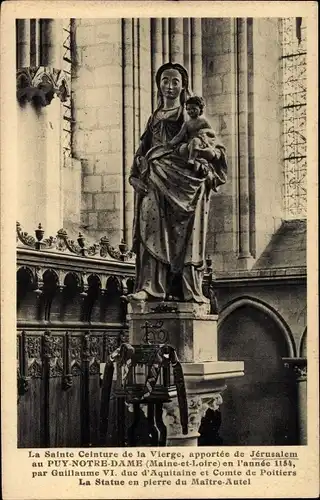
[128,62,227,304]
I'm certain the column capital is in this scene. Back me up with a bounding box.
[283,357,307,381]
[163,391,224,444]
[16,66,70,107]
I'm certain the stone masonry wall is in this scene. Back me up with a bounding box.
[72,18,285,259]
[202,18,284,272]
[202,18,238,272]
[72,19,123,246]
[251,18,283,259]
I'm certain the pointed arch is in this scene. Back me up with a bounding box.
[17,265,35,287]
[218,296,296,357]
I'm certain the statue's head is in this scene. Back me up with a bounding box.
[155,62,190,108]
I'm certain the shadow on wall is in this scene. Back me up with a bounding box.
[218,305,299,446]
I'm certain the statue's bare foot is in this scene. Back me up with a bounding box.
[127,290,149,301]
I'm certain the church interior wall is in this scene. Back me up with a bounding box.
[217,281,307,353]
[72,18,124,245]
[202,18,284,272]
[218,305,298,445]
[15,16,307,448]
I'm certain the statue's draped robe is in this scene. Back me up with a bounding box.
[130,106,227,301]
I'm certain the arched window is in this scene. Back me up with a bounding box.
[280,18,307,219]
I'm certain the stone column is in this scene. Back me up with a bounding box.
[139,19,152,133]
[30,19,41,67]
[296,364,307,444]
[122,19,134,247]
[284,358,307,444]
[16,19,31,67]
[170,18,184,63]
[236,18,254,268]
[162,18,169,63]
[191,18,202,95]
[183,18,191,75]
[40,19,63,68]
[151,18,163,110]
[128,301,244,446]
[133,19,141,151]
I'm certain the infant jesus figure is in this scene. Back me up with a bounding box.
[168,95,216,173]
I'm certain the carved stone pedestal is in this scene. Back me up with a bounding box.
[128,301,244,446]
[128,300,218,362]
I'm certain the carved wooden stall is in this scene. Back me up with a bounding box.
[16,222,135,448]
[17,222,219,448]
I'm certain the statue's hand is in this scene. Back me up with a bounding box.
[130,177,148,196]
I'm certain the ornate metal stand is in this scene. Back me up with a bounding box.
[101,336,188,447]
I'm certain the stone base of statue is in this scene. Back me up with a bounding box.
[128,300,244,446]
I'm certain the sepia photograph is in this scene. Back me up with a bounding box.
[1,1,318,499]
[15,13,307,449]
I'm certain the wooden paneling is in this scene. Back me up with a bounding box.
[17,329,121,448]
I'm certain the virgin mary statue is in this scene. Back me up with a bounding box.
[128,63,227,303]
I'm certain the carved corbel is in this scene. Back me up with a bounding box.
[283,357,307,382]
[34,267,44,298]
[201,393,223,413]
[80,272,89,299]
[99,275,109,296]
[79,272,90,322]
[16,67,70,107]
[57,270,67,293]
[121,277,128,296]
